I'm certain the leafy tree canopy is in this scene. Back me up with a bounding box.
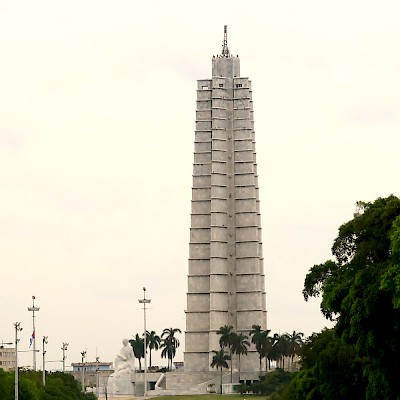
[282,329,365,400]
[0,370,95,400]
[302,195,400,399]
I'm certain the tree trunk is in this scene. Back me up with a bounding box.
[230,349,233,383]
[149,349,152,367]
[238,354,241,382]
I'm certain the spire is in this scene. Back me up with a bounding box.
[221,25,230,57]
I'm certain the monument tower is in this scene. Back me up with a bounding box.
[184,27,267,377]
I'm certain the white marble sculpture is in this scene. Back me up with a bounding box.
[107,338,135,395]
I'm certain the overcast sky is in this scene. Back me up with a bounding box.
[1,0,399,370]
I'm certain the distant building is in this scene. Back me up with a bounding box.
[173,361,184,370]
[0,345,16,371]
[71,361,112,372]
[70,361,113,389]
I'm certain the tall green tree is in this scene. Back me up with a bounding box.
[216,325,235,382]
[302,195,400,399]
[160,327,181,370]
[285,331,304,370]
[146,330,161,368]
[282,329,365,400]
[381,215,400,306]
[129,334,144,370]
[0,369,13,400]
[217,325,234,349]
[250,325,272,376]
[231,332,250,381]
[262,330,275,371]
[271,333,290,370]
[210,349,230,394]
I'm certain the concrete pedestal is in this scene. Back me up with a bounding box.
[107,372,134,396]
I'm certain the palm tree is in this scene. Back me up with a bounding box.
[285,331,304,370]
[146,330,161,368]
[263,331,274,371]
[216,325,235,382]
[271,333,290,370]
[210,349,230,394]
[160,327,181,370]
[129,334,144,370]
[217,325,234,349]
[231,332,250,381]
[250,325,271,376]
[160,340,174,370]
[267,335,280,369]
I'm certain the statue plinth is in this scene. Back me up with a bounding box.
[107,371,135,395]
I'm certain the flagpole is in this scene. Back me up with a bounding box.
[27,295,40,371]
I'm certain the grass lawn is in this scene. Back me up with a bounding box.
[154,395,263,400]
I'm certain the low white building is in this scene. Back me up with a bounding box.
[0,345,16,371]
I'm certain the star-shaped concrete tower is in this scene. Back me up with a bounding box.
[184,26,267,381]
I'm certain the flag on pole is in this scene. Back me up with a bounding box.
[29,331,35,347]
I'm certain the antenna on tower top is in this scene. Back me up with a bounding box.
[221,25,230,57]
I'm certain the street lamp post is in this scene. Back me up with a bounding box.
[14,322,22,400]
[27,295,40,371]
[42,336,48,385]
[61,343,69,373]
[96,356,100,398]
[138,287,151,397]
[81,351,86,392]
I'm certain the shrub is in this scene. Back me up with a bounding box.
[236,383,248,394]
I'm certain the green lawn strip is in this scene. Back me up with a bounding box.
[154,395,263,400]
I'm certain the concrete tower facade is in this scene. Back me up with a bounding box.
[184,27,267,377]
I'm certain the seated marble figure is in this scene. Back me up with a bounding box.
[112,338,135,376]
